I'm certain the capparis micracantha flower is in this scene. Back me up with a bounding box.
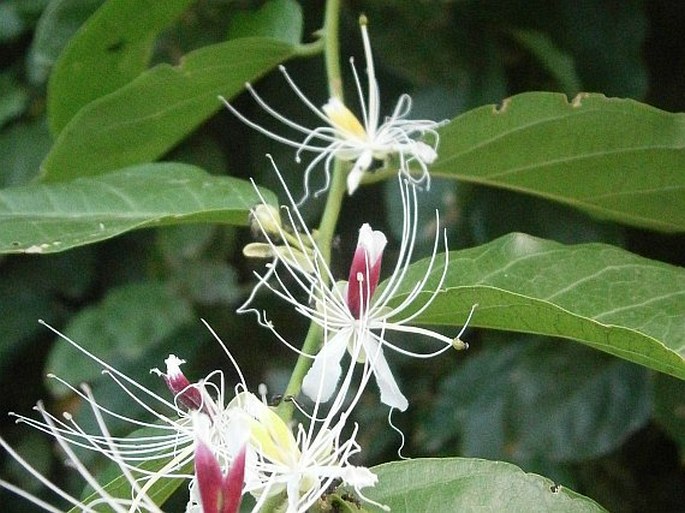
[4,320,380,513]
[240,160,475,412]
[220,15,446,202]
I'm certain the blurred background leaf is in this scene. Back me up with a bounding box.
[425,336,651,464]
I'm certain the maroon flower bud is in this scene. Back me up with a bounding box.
[152,355,205,413]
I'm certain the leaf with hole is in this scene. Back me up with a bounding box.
[433,92,685,232]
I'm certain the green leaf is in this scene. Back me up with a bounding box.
[0,162,277,254]
[365,458,607,512]
[47,0,194,134]
[40,37,296,182]
[427,337,651,463]
[433,92,685,232]
[388,233,685,379]
[228,0,303,45]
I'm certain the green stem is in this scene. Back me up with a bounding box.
[277,0,348,421]
[324,0,343,99]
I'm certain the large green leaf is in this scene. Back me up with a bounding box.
[433,92,685,232]
[388,233,685,379]
[427,337,651,463]
[47,0,194,133]
[0,163,276,254]
[365,458,607,512]
[40,37,297,182]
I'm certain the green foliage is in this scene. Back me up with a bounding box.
[47,0,195,133]
[389,233,685,379]
[427,337,651,463]
[0,163,277,253]
[0,0,683,512]
[27,0,104,85]
[46,281,193,397]
[366,458,607,512]
[433,92,685,232]
[41,37,296,181]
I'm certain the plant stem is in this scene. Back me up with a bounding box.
[277,0,347,421]
[324,0,343,99]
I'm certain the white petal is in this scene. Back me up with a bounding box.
[413,141,438,163]
[341,466,378,489]
[356,223,387,264]
[302,330,351,403]
[364,335,408,411]
[346,151,373,195]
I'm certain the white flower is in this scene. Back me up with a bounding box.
[226,389,380,513]
[4,320,381,513]
[240,161,475,412]
[5,321,249,511]
[220,15,446,201]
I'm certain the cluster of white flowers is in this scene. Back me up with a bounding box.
[0,15,472,513]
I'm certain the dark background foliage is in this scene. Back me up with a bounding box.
[0,0,683,511]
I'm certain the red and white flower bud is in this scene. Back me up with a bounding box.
[153,355,206,414]
[346,224,387,319]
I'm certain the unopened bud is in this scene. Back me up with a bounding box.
[243,242,316,274]
[151,355,206,413]
[452,338,469,351]
[249,204,282,240]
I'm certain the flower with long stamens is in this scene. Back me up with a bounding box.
[5,320,380,513]
[220,15,446,201]
[240,159,475,412]
[0,397,167,513]
[10,327,239,488]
